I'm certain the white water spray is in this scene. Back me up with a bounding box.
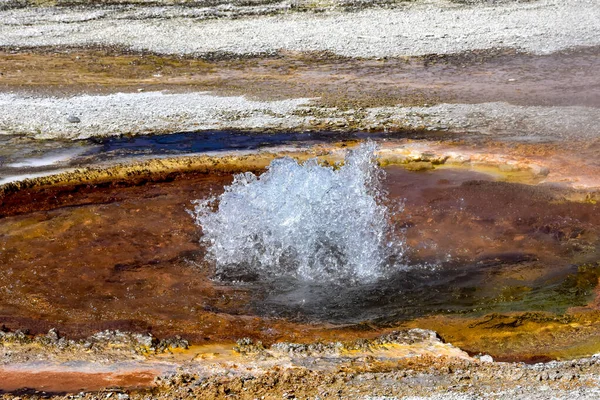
[190,142,404,284]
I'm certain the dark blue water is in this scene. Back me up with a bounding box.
[1,129,460,180]
[87,130,405,160]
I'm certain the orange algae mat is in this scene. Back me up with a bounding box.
[1,167,600,361]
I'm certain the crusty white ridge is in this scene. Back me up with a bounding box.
[0,92,312,140]
[0,92,598,141]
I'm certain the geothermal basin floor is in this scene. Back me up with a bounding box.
[1,0,600,398]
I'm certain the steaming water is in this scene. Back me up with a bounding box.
[190,142,404,285]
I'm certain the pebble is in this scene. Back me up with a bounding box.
[480,355,494,363]
[67,115,81,123]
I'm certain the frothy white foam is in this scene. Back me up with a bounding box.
[190,142,404,284]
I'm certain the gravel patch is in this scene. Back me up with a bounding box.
[0,92,312,139]
[0,0,599,57]
[361,102,600,141]
[0,91,598,141]
[134,351,600,399]
[400,388,600,399]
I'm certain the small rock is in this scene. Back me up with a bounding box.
[46,328,60,342]
[67,115,81,123]
[117,393,129,400]
[530,164,550,176]
[480,354,494,363]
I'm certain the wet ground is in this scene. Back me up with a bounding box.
[2,160,600,363]
[0,130,454,184]
[0,47,598,109]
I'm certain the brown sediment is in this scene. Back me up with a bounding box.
[388,167,600,267]
[0,369,158,393]
[0,156,268,216]
[4,164,600,396]
[0,138,599,375]
[0,162,400,344]
[0,150,352,216]
[1,156,600,359]
[1,47,599,108]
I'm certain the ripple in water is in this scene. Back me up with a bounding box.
[190,142,405,285]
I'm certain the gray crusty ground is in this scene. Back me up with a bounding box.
[0,0,599,58]
[1,92,599,141]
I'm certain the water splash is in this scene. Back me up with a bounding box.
[190,142,404,285]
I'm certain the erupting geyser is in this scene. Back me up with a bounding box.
[190,142,404,284]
